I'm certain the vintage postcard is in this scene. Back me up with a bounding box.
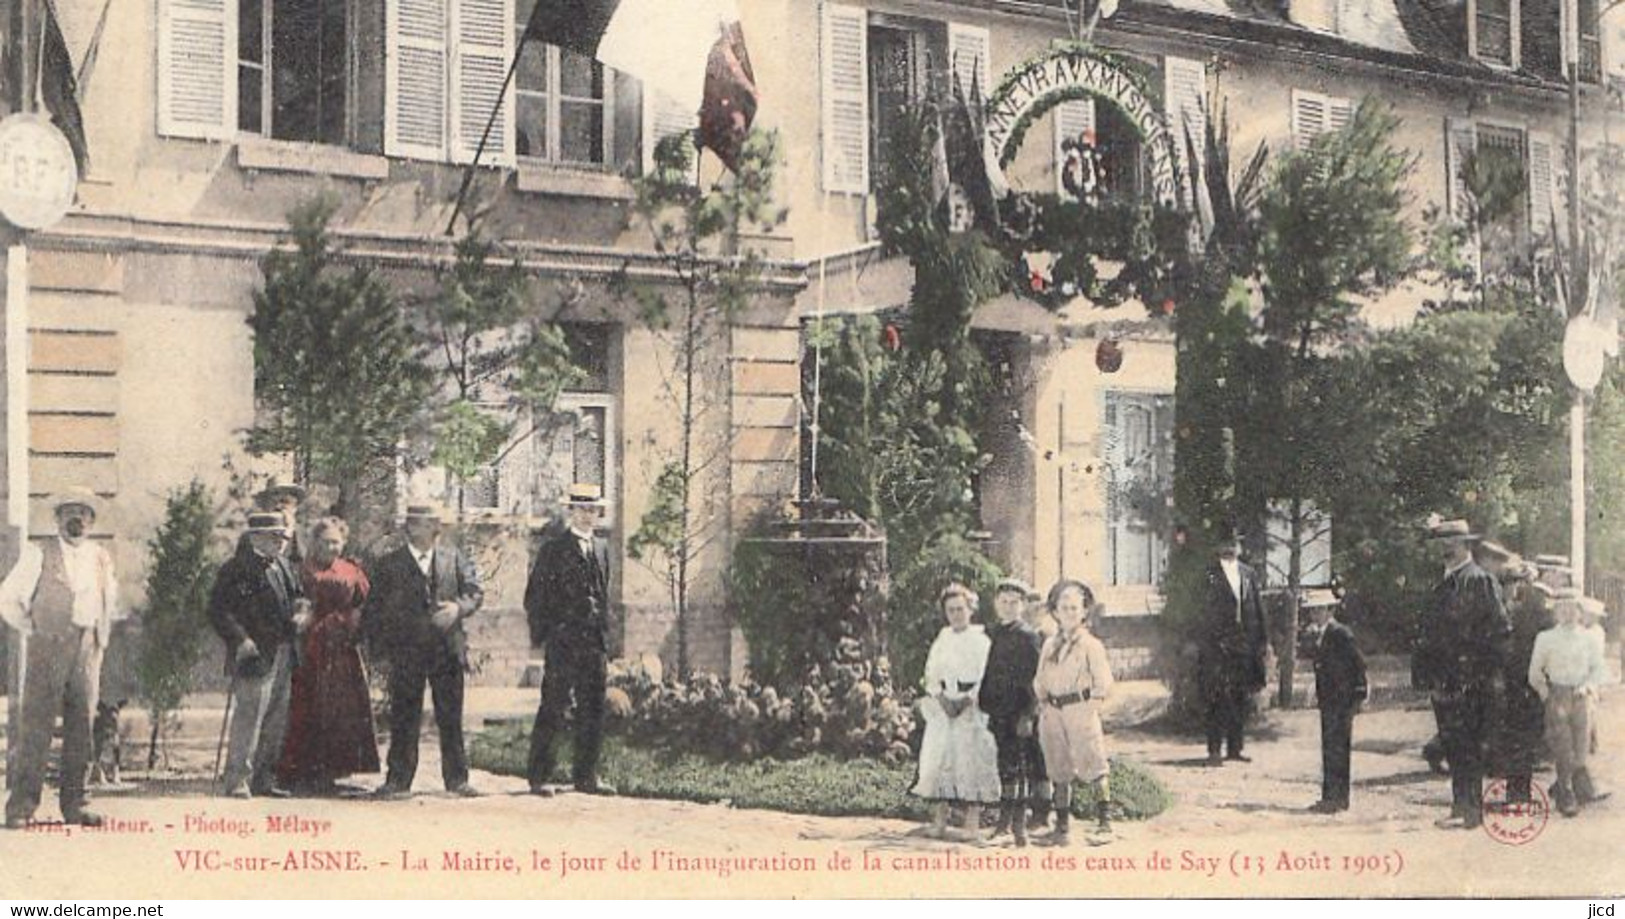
[0,0,1623,901]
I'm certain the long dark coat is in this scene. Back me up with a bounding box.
[1197,559,1269,695]
[524,526,612,651]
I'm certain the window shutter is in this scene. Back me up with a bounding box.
[1528,131,1556,238]
[1445,117,1478,221]
[948,22,991,99]
[1164,56,1207,208]
[387,0,451,160]
[820,2,868,194]
[450,0,515,166]
[1291,90,1327,151]
[1053,97,1095,197]
[1327,95,1354,134]
[157,0,236,140]
[642,89,699,183]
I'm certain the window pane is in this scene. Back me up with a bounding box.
[559,50,603,99]
[517,38,548,92]
[238,64,263,133]
[516,92,549,158]
[1476,16,1512,64]
[270,0,346,144]
[573,407,607,488]
[463,466,501,510]
[563,324,611,391]
[560,100,604,163]
[239,0,263,63]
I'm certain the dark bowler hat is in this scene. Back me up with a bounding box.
[245,512,290,536]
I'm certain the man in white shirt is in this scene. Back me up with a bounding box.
[1529,591,1607,816]
[2,489,122,829]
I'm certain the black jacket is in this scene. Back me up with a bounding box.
[524,526,611,650]
[208,541,304,677]
[363,541,483,668]
[979,619,1043,718]
[1412,560,1510,693]
[1313,619,1368,711]
[1198,559,1269,691]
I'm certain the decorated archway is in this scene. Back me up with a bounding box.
[981,45,1182,207]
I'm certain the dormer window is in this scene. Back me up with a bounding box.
[1470,0,1519,69]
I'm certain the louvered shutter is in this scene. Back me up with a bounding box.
[642,89,698,183]
[948,22,991,99]
[1445,117,1478,221]
[157,0,236,140]
[1164,56,1207,208]
[1327,95,1354,134]
[387,0,451,160]
[1291,90,1327,151]
[1528,131,1556,238]
[450,0,515,165]
[821,2,868,194]
[1054,98,1095,197]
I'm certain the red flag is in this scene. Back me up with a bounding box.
[698,20,758,172]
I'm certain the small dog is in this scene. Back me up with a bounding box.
[89,699,126,786]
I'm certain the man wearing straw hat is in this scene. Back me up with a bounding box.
[1412,517,1510,829]
[1,488,122,828]
[1529,589,1607,816]
[209,511,309,799]
[524,484,615,796]
[367,503,484,799]
[1305,587,1365,814]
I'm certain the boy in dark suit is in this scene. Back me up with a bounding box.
[1307,589,1366,813]
[364,504,484,799]
[524,484,615,796]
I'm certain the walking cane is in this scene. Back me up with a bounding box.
[212,674,235,784]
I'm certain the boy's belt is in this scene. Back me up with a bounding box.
[1045,690,1091,708]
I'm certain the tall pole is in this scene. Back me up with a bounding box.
[1567,0,1587,593]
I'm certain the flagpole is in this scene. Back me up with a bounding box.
[444,16,539,237]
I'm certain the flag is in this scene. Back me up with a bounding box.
[525,0,759,170]
[39,0,89,175]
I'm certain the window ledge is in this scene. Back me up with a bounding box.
[515,163,634,201]
[236,139,390,181]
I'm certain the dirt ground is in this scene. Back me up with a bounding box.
[2,685,1622,899]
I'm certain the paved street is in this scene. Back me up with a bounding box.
[2,683,1622,899]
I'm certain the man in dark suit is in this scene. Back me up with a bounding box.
[524,484,615,796]
[1412,516,1510,829]
[1306,589,1366,813]
[1197,527,1269,765]
[365,504,484,798]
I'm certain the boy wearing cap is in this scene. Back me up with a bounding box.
[525,484,616,796]
[1529,592,1607,816]
[1,490,122,828]
[979,578,1045,845]
[208,511,309,799]
[1305,590,1366,813]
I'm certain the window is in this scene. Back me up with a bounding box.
[1291,89,1353,150]
[237,0,351,143]
[1470,0,1519,68]
[867,20,941,193]
[1476,123,1529,261]
[514,0,614,164]
[1265,502,1333,589]
[1103,391,1173,588]
[1579,0,1603,84]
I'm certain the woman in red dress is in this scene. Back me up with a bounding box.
[278,517,379,794]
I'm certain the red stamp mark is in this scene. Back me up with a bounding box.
[1482,778,1549,846]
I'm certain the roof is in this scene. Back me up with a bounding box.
[1098,0,1574,94]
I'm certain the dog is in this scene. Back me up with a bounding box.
[89,699,126,786]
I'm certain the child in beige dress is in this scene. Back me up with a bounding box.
[1033,579,1114,845]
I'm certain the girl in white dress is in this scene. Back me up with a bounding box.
[912,583,1002,840]
[1033,579,1115,845]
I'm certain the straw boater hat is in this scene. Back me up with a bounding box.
[402,503,448,524]
[52,486,100,518]
[1424,517,1480,541]
[562,483,605,507]
[245,512,290,536]
[1300,588,1340,608]
[1579,596,1609,619]
[996,577,1034,598]
[1478,540,1514,561]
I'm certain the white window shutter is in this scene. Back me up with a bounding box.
[642,89,698,183]
[1528,131,1556,238]
[387,0,451,160]
[1164,56,1208,207]
[1291,90,1327,151]
[450,0,515,166]
[1053,97,1095,196]
[948,22,991,100]
[821,2,868,194]
[1327,95,1354,134]
[1445,117,1478,221]
[157,0,236,140]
